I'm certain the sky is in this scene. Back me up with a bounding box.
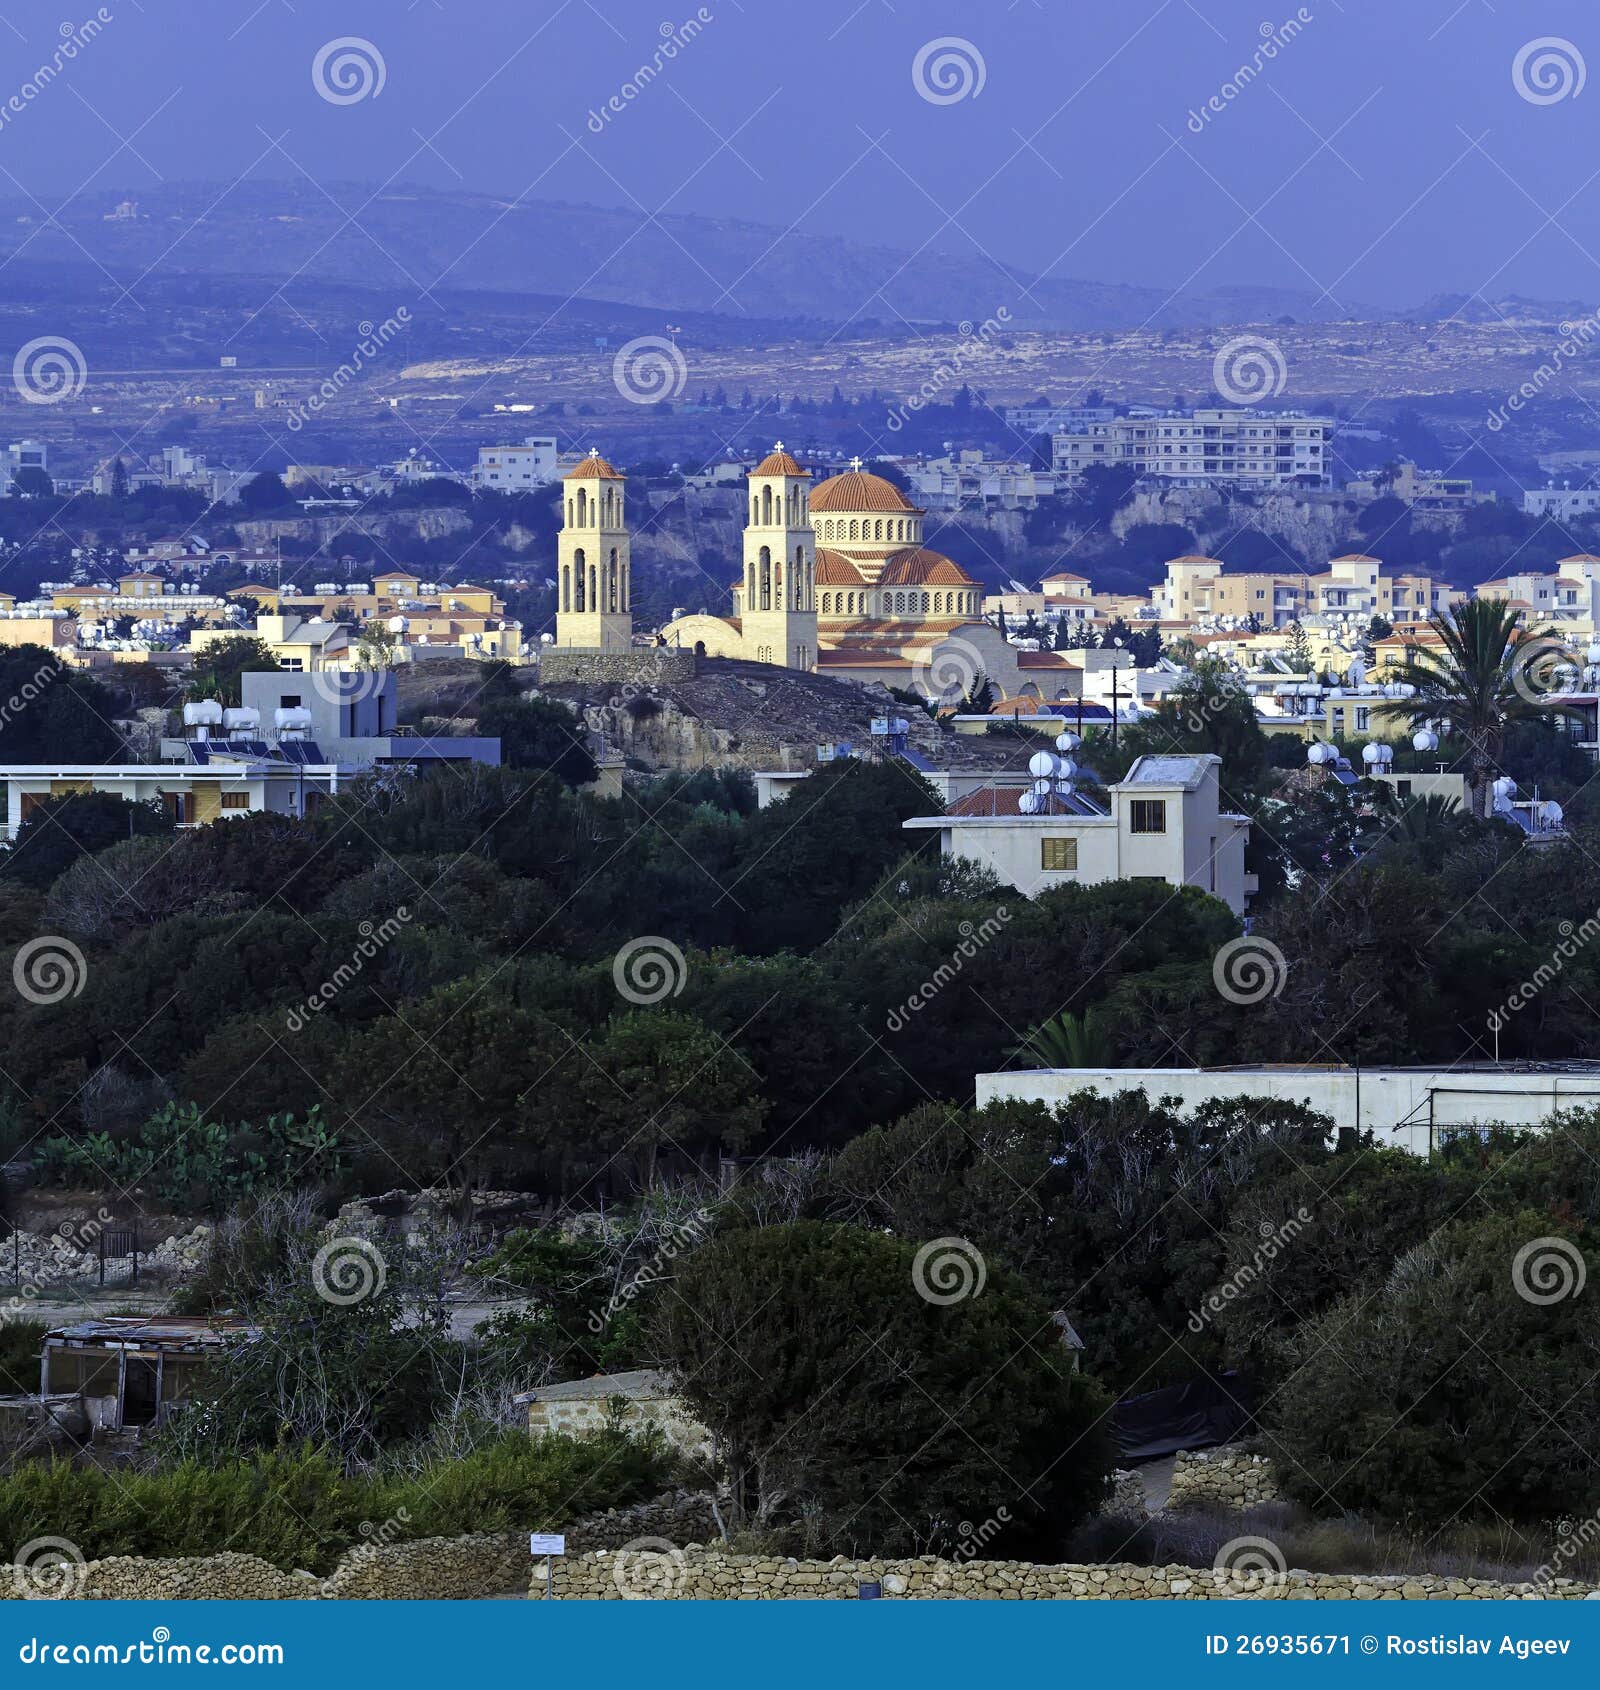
[3,0,1600,309]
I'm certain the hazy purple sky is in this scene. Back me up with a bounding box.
[4,0,1600,308]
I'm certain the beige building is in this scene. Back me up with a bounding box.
[555,452,633,651]
[1053,409,1333,487]
[515,1369,712,1464]
[904,751,1252,913]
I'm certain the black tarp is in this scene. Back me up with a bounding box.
[1112,1373,1255,1462]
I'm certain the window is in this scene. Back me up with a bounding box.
[1129,799,1166,834]
[1395,779,1412,798]
[220,792,250,811]
[1041,836,1077,872]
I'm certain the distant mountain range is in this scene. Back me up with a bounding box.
[0,181,1590,343]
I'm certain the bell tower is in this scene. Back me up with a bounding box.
[740,444,817,670]
[556,450,632,651]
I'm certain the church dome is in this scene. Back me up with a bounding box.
[564,450,623,481]
[877,548,976,587]
[752,447,808,478]
[810,470,917,513]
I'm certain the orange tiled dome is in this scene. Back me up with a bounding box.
[564,451,623,480]
[815,549,868,585]
[751,447,808,477]
[809,470,917,513]
[877,548,976,587]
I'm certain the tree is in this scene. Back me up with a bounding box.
[237,472,295,515]
[0,647,123,764]
[110,457,128,500]
[1270,1212,1600,1523]
[9,466,53,499]
[189,636,278,706]
[1285,619,1314,674]
[1376,598,1578,818]
[2,792,172,890]
[655,1221,1114,1554]
[1009,1007,1115,1068]
[476,694,596,787]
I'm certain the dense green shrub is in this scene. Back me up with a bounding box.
[0,1433,670,1573]
[1268,1212,1600,1524]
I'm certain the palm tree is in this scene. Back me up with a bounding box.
[1008,1007,1115,1069]
[1375,598,1579,819]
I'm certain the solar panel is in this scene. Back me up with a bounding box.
[279,740,327,765]
[186,742,210,765]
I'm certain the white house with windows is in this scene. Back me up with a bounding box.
[902,751,1253,913]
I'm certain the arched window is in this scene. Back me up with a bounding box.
[566,498,573,527]
[573,548,586,611]
[751,498,759,524]
[762,485,773,525]
[760,546,772,611]
[608,548,619,612]
[849,520,859,541]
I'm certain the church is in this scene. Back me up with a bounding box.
[555,446,1073,701]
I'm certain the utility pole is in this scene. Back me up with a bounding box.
[1109,641,1128,752]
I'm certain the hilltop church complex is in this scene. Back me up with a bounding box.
[553,446,1069,699]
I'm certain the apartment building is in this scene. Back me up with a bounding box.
[1052,409,1333,488]
[1162,554,1454,630]
[471,437,559,492]
[1523,485,1600,519]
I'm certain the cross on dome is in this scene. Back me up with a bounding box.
[849,455,864,471]
[587,447,600,458]
[773,440,784,451]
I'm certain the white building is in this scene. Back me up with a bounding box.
[976,1064,1600,1157]
[1523,485,1600,520]
[471,436,559,492]
[1052,409,1333,488]
[4,440,47,490]
[903,751,1253,913]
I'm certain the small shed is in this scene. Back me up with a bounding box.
[40,1315,258,1432]
[514,1368,714,1463]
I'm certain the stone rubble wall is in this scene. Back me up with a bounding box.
[1166,1446,1282,1510]
[530,1548,1599,1603]
[1103,1468,1148,1517]
[538,649,697,687]
[0,1493,718,1601]
[0,1223,211,1293]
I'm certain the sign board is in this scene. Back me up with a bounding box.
[528,1534,566,1557]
